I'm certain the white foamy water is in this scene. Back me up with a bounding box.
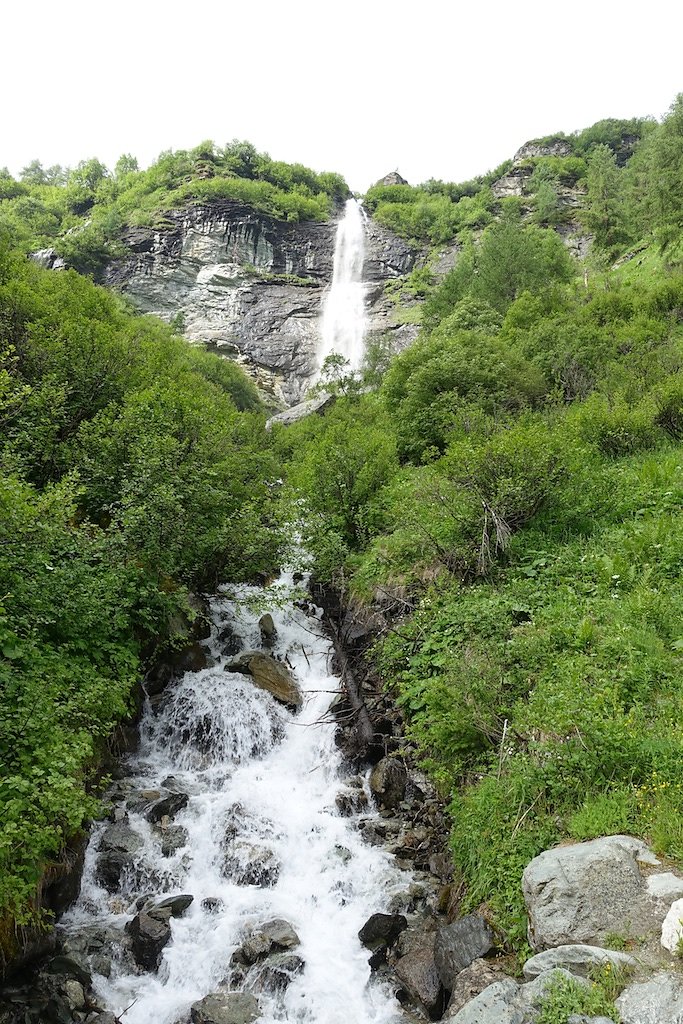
[62,572,413,1024]
[319,199,368,371]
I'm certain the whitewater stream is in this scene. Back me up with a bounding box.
[61,572,415,1024]
[319,198,367,371]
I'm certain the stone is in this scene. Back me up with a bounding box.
[252,952,305,992]
[260,919,300,949]
[217,623,241,655]
[99,821,143,856]
[369,757,407,810]
[95,850,132,892]
[201,897,223,914]
[359,913,408,950]
[266,394,335,429]
[445,959,501,1017]
[157,824,189,857]
[646,871,683,904]
[190,991,260,1024]
[616,972,683,1023]
[395,945,445,1017]
[146,791,189,823]
[522,835,662,950]
[522,943,637,980]
[434,913,495,989]
[446,978,523,1023]
[245,653,302,709]
[375,171,409,187]
[661,897,683,952]
[45,954,92,987]
[335,787,368,816]
[63,979,86,1010]
[148,893,193,918]
[126,910,172,971]
[258,613,277,646]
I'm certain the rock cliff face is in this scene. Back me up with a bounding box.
[105,201,415,406]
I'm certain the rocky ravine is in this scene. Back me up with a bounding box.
[103,201,416,407]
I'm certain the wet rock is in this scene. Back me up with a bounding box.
[260,919,300,949]
[522,943,638,981]
[223,843,280,887]
[616,971,683,1023]
[258,613,277,646]
[252,952,305,992]
[146,791,189,823]
[126,910,172,971]
[246,653,302,709]
[395,943,445,1018]
[63,978,86,1010]
[155,823,189,857]
[190,991,260,1024]
[95,850,132,893]
[45,954,92,987]
[99,821,143,856]
[444,959,502,1017]
[522,835,663,951]
[217,623,241,656]
[147,893,193,918]
[335,787,369,816]
[359,913,408,950]
[370,757,407,810]
[434,914,495,989]
[233,932,272,966]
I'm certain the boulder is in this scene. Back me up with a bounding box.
[246,653,302,709]
[522,835,661,950]
[661,897,683,952]
[266,394,335,429]
[447,968,589,1023]
[190,992,260,1024]
[522,943,637,981]
[359,913,408,950]
[126,910,172,971]
[616,972,683,1023]
[395,944,445,1018]
[95,850,132,892]
[260,919,300,949]
[252,952,305,992]
[369,757,407,809]
[156,824,189,857]
[258,613,277,646]
[147,894,193,918]
[146,791,189,823]
[99,821,143,856]
[444,959,501,1018]
[434,914,495,989]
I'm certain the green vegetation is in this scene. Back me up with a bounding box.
[0,140,349,277]
[0,240,279,927]
[275,92,683,953]
[536,970,621,1023]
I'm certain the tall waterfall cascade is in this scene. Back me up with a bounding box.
[319,199,368,371]
[61,573,415,1024]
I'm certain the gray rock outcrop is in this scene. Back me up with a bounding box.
[369,757,407,809]
[104,201,414,406]
[522,943,637,980]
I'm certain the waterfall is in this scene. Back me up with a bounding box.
[319,199,367,372]
[61,572,415,1024]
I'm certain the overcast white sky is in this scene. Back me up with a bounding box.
[3,0,682,193]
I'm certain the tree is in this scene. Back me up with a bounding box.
[114,154,139,178]
[583,144,629,253]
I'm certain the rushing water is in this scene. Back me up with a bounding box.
[62,572,413,1024]
[319,199,368,371]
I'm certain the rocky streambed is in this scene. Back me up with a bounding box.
[3,576,683,1024]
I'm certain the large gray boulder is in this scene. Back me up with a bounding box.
[616,972,683,1023]
[358,913,407,950]
[190,992,260,1024]
[522,943,637,980]
[230,653,302,709]
[522,836,661,950]
[444,959,501,1018]
[434,914,495,989]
